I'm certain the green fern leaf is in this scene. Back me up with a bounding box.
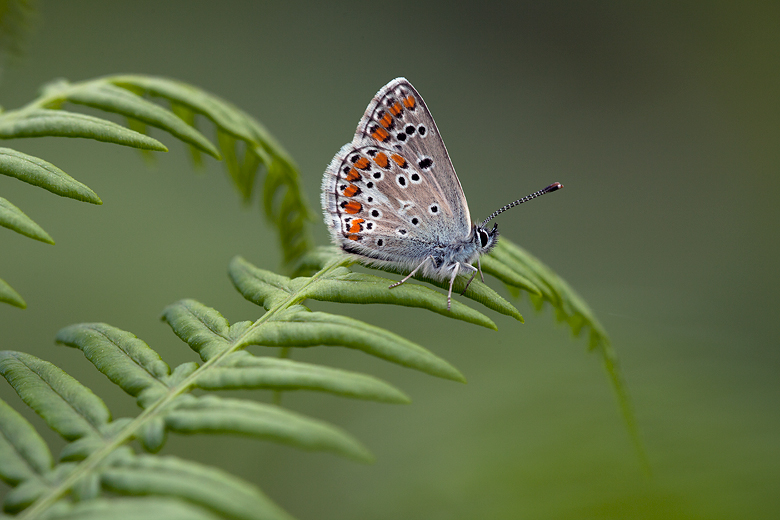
[195,351,410,404]
[0,196,54,244]
[0,108,167,151]
[0,278,26,308]
[55,323,173,408]
[0,352,110,441]
[228,255,497,328]
[480,254,543,296]
[0,148,101,204]
[0,398,53,485]
[164,395,373,463]
[244,306,466,383]
[159,298,239,361]
[107,75,288,161]
[226,259,296,312]
[491,240,610,346]
[57,81,220,159]
[216,130,244,197]
[168,102,205,167]
[40,497,223,520]
[3,475,57,514]
[99,455,294,520]
[163,300,420,403]
[297,269,498,328]
[295,247,522,322]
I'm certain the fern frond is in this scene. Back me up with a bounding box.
[0,73,641,519]
[1,74,313,307]
[0,238,488,516]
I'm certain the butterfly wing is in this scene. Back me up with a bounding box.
[321,78,473,267]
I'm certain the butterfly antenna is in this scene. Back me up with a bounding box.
[480,182,563,227]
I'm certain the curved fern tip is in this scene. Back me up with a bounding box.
[0,278,27,308]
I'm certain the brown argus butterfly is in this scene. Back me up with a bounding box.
[321,78,562,310]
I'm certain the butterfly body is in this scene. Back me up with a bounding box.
[321,78,559,309]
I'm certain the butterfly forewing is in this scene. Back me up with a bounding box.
[356,79,471,229]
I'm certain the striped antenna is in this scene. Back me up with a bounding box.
[480,182,563,227]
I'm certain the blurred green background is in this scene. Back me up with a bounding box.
[1,1,778,519]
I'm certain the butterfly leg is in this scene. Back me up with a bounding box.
[447,262,461,311]
[460,263,480,295]
[477,255,485,283]
[389,256,435,289]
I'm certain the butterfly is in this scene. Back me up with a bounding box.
[321,78,562,310]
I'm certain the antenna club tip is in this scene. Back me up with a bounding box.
[549,182,563,191]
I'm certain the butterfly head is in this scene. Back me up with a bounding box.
[474,222,500,254]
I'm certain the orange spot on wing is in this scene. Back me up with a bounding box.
[343,201,362,214]
[348,234,360,241]
[345,168,361,181]
[354,157,370,170]
[389,101,403,116]
[343,184,360,197]
[371,127,390,142]
[374,152,389,168]
[403,95,416,109]
[348,218,364,233]
[379,111,393,128]
[391,154,407,168]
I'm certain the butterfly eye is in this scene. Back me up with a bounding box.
[479,229,490,248]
